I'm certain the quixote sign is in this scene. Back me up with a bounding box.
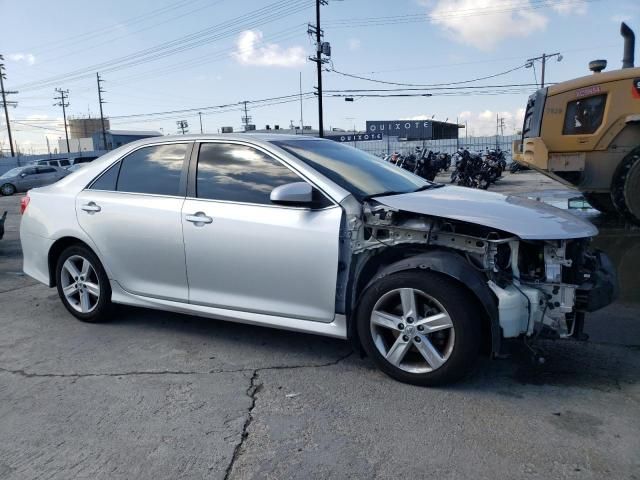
[366,120,433,140]
[325,132,384,142]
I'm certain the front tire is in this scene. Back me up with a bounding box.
[55,245,112,323]
[357,271,481,386]
[1,183,16,196]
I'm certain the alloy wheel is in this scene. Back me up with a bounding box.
[60,255,101,313]
[370,288,455,374]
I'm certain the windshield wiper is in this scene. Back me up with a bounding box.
[413,183,444,192]
[362,190,406,201]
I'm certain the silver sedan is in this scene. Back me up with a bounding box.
[19,135,615,385]
[1,165,69,196]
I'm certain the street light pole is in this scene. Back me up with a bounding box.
[526,52,562,88]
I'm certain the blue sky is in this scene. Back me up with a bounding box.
[1,0,639,153]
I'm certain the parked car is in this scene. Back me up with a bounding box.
[0,165,69,196]
[35,158,72,168]
[72,156,98,164]
[66,163,89,172]
[19,135,617,385]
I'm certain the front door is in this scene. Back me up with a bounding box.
[182,142,342,322]
[76,142,191,301]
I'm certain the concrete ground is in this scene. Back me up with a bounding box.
[1,172,639,479]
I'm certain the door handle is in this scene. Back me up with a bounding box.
[81,202,101,213]
[185,211,213,225]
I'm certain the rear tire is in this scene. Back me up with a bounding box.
[356,271,481,386]
[1,183,16,196]
[611,147,640,224]
[55,245,113,323]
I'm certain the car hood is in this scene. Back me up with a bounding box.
[374,186,598,240]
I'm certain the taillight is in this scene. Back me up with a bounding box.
[20,195,30,215]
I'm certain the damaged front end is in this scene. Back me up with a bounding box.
[347,200,618,347]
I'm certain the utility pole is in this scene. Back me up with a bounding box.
[299,72,304,135]
[241,101,252,131]
[54,88,70,154]
[0,56,16,157]
[176,120,188,134]
[198,112,203,133]
[308,0,329,137]
[526,52,562,88]
[96,73,108,151]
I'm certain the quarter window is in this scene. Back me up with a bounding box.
[116,144,188,196]
[563,94,607,135]
[89,161,121,191]
[196,143,304,205]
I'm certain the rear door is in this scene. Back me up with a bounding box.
[181,141,342,322]
[15,167,42,190]
[36,166,59,186]
[76,142,192,301]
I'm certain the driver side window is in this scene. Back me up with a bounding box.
[196,143,305,205]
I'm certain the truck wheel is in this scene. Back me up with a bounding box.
[583,192,617,214]
[611,147,640,224]
[356,271,480,386]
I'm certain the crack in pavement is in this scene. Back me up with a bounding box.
[0,352,354,379]
[222,351,353,480]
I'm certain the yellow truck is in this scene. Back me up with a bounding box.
[513,23,640,223]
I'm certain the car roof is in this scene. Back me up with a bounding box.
[124,133,323,148]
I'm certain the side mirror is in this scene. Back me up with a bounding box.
[20,173,27,178]
[270,182,313,206]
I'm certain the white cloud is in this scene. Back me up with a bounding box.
[348,38,361,51]
[8,53,36,65]
[428,0,548,51]
[549,0,587,15]
[457,109,525,136]
[233,30,305,67]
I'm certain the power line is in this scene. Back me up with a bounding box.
[323,0,596,28]
[15,0,313,92]
[329,64,528,88]
[323,83,542,93]
[109,93,314,120]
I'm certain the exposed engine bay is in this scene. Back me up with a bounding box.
[345,201,618,342]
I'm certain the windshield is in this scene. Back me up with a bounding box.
[0,167,23,179]
[273,139,429,200]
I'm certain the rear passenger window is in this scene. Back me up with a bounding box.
[116,144,188,196]
[196,143,302,205]
[90,162,121,191]
[59,160,70,166]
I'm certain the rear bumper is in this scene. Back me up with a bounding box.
[576,250,618,312]
[21,231,53,286]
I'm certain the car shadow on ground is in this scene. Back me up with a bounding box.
[105,304,639,390]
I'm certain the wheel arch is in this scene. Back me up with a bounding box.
[349,249,500,356]
[47,236,96,287]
